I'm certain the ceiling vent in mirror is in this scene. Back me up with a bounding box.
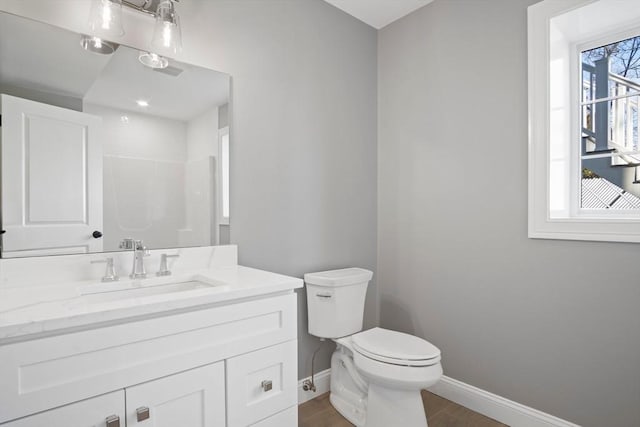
[153,65,183,77]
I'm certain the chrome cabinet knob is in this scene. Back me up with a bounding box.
[105,415,120,427]
[261,380,273,392]
[136,406,150,422]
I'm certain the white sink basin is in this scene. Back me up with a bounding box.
[75,275,224,304]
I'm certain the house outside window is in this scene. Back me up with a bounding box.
[528,0,640,242]
[580,35,640,211]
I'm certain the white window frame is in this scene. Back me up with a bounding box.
[217,126,230,226]
[528,0,640,242]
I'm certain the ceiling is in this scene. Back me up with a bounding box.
[323,0,434,29]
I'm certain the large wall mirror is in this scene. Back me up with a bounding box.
[0,12,231,258]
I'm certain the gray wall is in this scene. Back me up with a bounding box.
[378,1,640,426]
[216,0,378,378]
[0,0,378,379]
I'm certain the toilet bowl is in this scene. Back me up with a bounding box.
[304,268,443,427]
[330,328,442,427]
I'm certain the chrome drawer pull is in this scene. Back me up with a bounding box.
[261,380,273,392]
[105,415,120,427]
[136,406,150,422]
[316,293,332,299]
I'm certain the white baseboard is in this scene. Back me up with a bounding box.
[428,376,581,427]
[298,370,579,427]
[298,368,331,404]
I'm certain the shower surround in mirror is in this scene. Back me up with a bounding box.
[87,103,219,252]
[0,12,231,258]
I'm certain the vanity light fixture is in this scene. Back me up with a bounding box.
[87,0,182,68]
[88,0,124,38]
[150,0,182,56]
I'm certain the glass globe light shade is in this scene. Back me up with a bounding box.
[150,0,182,56]
[88,0,124,38]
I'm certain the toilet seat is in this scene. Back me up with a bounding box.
[352,327,441,366]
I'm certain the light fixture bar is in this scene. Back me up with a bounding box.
[121,0,179,17]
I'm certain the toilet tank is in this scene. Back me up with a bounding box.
[304,268,373,339]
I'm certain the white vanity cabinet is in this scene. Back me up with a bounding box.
[0,293,298,427]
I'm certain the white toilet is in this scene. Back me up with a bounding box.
[304,268,442,427]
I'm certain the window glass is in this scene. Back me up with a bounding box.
[580,35,640,210]
[221,132,230,219]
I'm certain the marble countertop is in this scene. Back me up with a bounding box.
[0,265,303,343]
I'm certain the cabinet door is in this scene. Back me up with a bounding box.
[1,391,124,427]
[125,362,225,427]
[0,94,103,257]
[226,340,298,427]
[250,406,297,427]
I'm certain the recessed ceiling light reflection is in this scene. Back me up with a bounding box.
[136,100,149,107]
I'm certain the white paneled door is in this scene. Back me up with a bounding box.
[1,94,103,256]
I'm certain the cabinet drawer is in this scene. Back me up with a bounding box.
[226,340,297,427]
[250,406,297,427]
[0,390,124,427]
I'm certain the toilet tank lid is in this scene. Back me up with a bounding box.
[304,268,373,287]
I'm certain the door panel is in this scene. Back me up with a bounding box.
[1,94,102,256]
[27,115,88,223]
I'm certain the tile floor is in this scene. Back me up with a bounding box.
[298,390,508,427]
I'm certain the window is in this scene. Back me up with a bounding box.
[218,126,230,224]
[580,36,640,211]
[528,0,640,242]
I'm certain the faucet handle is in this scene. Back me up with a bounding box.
[119,238,135,250]
[157,253,180,276]
[90,257,119,282]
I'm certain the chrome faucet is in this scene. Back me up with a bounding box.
[120,238,150,279]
